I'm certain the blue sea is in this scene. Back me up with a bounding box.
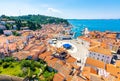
[68,19,120,38]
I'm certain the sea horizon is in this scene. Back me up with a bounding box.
[68,19,120,38]
[67,18,120,20]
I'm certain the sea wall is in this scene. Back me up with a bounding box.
[0,75,23,81]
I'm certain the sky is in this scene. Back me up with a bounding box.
[0,0,120,19]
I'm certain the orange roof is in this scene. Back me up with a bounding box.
[106,64,120,78]
[30,45,46,54]
[0,37,7,43]
[100,42,108,49]
[89,47,111,55]
[82,66,97,79]
[31,44,45,50]
[45,56,58,67]
[44,56,53,62]
[86,57,105,69]
[57,60,65,66]
[90,73,103,81]
[59,65,72,78]
[105,34,116,39]
[29,51,38,56]
[102,75,116,81]
[82,68,90,79]
[8,43,17,51]
[115,60,120,67]
[39,51,52,60]
[13,51,30,60]
[115,78,120,81]
[66,56,77,63]
[53,73,65,81]
[24,44,34,51]
[71,63,80,70]
[77,76,86,81]
[53,60,66,71]
[56,47,66,54]
[71,75,86,81]
[66,76,73,81]
[83,66,97,74]
[79,36,92,43]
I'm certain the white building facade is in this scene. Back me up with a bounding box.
[89,50,112,64]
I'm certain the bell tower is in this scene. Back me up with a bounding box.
[83,27,89,37]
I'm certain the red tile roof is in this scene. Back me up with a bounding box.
[86,57,105,69]
[106,64,120,78]
[89,47,111,56]
[53,73,65,81]
[39,51,52,60]
[66,56,77,63]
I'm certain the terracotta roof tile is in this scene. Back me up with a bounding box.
[105,34,116,39]
[89,47,111,55]
[106,64,120,78]
[24,44,34,51]
[8,43,17,51]
[77,76,86,81]
[86,57,105,69]
[66,76,73,81]
[115,60,120,67]
[53,73,65,81]
[82,66,97,80]
[13,51,30,60]
[39,51,52,60]
[66,56,77,63]
[71,63,80,70]
[90,73,104,81]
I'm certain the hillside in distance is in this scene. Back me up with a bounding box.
[0,15,70,31]
[9,15,70,25]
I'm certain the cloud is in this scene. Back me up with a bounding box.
[0,1,65,18]
[47,8,62,14]
[45,7,66,18]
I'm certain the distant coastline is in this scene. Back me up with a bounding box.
[68,19,120,38]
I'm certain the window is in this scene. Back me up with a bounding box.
[97,58,99,60]
[98,54,100,57]
[117,72,120,74]
[101,59,104,61]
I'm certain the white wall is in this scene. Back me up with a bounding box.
[89,51,112,64]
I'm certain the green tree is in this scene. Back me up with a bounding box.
[16,20,22,30]
[5,24,10,30]
[27,21,36,31]
[21,60,31,67]
[4,57,15,62]
[0,29,3,34]
[1,15,7,19]
[36,23,42,30]
[43,71,55,81]
[12,31,20,36]
[2,62,10,68]
[0,59,3,65]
